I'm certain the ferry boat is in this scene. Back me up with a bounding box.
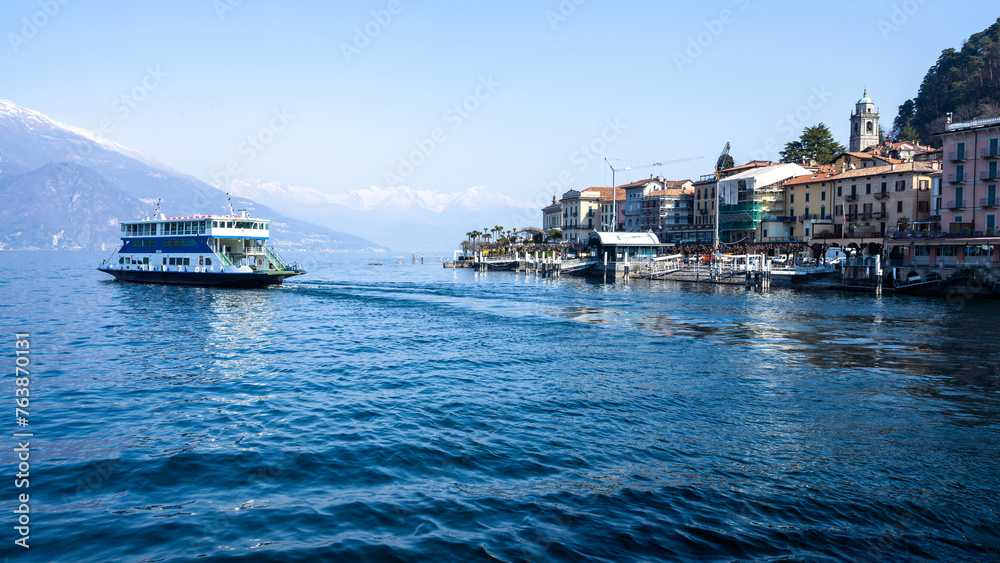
[98,208,305,287]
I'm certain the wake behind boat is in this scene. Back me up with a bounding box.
[98,206,305,287]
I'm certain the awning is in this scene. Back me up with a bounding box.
[719,212,753,222]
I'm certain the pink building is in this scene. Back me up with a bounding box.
[939,115,1000,235]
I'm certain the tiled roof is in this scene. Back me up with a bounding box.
[598,190,627,203]
[577,186,613,199]
[643,188,691,198]
[831,162,936,180]
[784,172,840,186]
[617,179,657,190]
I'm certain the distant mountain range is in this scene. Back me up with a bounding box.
[0,99,538,252]
[222,180,538,252]
[0,100,381,251]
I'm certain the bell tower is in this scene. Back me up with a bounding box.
[849,89,880,152]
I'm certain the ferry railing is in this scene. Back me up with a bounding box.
[264,246,290,270]
[217,251,236,266]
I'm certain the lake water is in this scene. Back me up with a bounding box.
[0,251,998,562]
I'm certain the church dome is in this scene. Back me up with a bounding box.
[858,89,873,105]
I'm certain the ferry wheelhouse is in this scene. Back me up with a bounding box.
[98,210,305,287]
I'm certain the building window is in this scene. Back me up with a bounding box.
[805,192,810,202]
[821,190,826,201]
[897,201,903,213]
[895,180,906,191]
[866,183,871,194]
[790,194,795,203]
[838,186,842,196]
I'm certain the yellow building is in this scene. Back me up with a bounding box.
[783,170,838,242]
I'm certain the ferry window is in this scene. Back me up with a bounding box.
[205,258,212,266]
[162,258,167,265]
[121,225,126,232]
[143,257,149,264]
[169,258,175,265]
[119,257,124,264]
[183,258,190,265]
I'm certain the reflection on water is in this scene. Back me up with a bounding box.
[0,251,997,562]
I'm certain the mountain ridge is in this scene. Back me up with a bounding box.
[0,100,382,251]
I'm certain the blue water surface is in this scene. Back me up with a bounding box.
[0,251,998,562]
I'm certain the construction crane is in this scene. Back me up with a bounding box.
[713,142,731,251]
[605,156,704,232]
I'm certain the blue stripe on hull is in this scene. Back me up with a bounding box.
[98,268,302,287]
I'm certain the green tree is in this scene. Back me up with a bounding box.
[716,153,734,171]
[547,228,562,240]
[779,123,844,165]
[890,99,917,141]
[900,18,1000,144]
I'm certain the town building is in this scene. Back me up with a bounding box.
[639,183,696,243]
[619,177,669,232]
[938,115,1000,235]
[849,90,880,152]
[693,174,718,238]
[832,162,938,239]
[542,196,563,233]
[559,187,611,244]
[718,163,811,243]
[599,190,626,231]
[783,170,837,242]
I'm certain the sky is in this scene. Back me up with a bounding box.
[2,0,998,214]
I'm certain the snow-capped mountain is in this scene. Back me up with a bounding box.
[222,179,538,251]
[0,100,380,251]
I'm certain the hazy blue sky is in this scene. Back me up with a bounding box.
[3,0,997,209]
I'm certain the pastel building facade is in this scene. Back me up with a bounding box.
[939,116,1000,235]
